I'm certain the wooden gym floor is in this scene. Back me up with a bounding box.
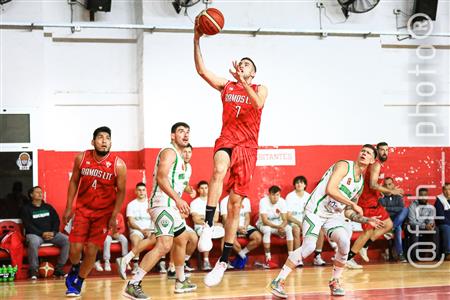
[1,262,449,299]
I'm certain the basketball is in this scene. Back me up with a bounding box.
[38,262,54,278]
[198,8,224,36]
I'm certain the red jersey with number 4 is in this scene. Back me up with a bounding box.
[219,81,263,149]
[76,150,119,215]
[359,161,385,208]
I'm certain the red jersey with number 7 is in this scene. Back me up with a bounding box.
[76,150,119,216]
[219,81,263,149]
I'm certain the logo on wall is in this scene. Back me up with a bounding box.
[16,152,32,171]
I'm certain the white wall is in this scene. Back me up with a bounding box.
[0,0,449,150]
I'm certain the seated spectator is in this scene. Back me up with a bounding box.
[20,186,69,280]
[407,187,439,261]
[126,182,156,274]
[435,183,450,261]
[94,212,128,272]
[256,185,293,269]
[379,177,409,262]
[190,181,224,271]
[220,195,262,269]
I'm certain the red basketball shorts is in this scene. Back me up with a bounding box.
[361,205,391,231]
[69,209,111,248]
[214,137,258,197]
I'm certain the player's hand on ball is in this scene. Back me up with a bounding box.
[194,15,203,39]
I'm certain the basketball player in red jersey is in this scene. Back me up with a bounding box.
[62,126,127,297]
[193,18,268,286]
[346,142,403,268]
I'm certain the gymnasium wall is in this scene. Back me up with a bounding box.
[37,146,449,220]
[0,1,449,217]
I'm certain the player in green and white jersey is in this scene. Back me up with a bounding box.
[123,122,197,300]
[269,144,384,298]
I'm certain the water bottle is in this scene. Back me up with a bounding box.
[3,267,9,282]
[7,265,13,282]
[12,265,18,281]
[0,265,5,282]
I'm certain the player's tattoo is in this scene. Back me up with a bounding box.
[348,212,369,224]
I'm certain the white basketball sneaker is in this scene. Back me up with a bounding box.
[359,247,369,262]
[313,254,326,266]
[198,224,213,252]
[346,258,363,269]
[204,261,227,287]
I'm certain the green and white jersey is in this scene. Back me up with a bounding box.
[150,143,186,208]
[304,160,363,218]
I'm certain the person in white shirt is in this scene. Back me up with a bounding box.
[115,183,156,278]
[190,181,224,270]
[257,186,294,269]
[286,175,329,266]
[220,195,262,269]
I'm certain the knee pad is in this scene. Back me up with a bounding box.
[285,225,293,241]
[288,247,303,266]
[330,229,350,264]
[300,236,317,258]
[262,226,272,244]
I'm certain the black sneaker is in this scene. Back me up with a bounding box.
[167,270,176,279]
[184,260,195,272]
[30,269,38,280]
[54,267,66,277]
[398,253,407,263]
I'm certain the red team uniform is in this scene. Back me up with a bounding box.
[214,81,263,196]
[359,161,390,230]
[69,150,120,247]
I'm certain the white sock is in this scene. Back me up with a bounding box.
[185,255,191,261]
[123,251,135,264]
[105,259,109,263]
[130,267,147,284]
[238,247,249,259]
[275,265,292,281]
[288,251,293,256]
[204,257,210,263]
[331,265,345,280]
[265,252,271,261]
[175,266,185,282]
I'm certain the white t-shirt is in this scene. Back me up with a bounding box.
[220,196,251,227]
[285,190,310,223]
[190,197,207,218]
[257,196,287,226]
[126,199,153,230]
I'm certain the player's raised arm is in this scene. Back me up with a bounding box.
[194,17,228,92]
[325,161,363,216]
[156,149,190,215]
[63,152,83,224]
